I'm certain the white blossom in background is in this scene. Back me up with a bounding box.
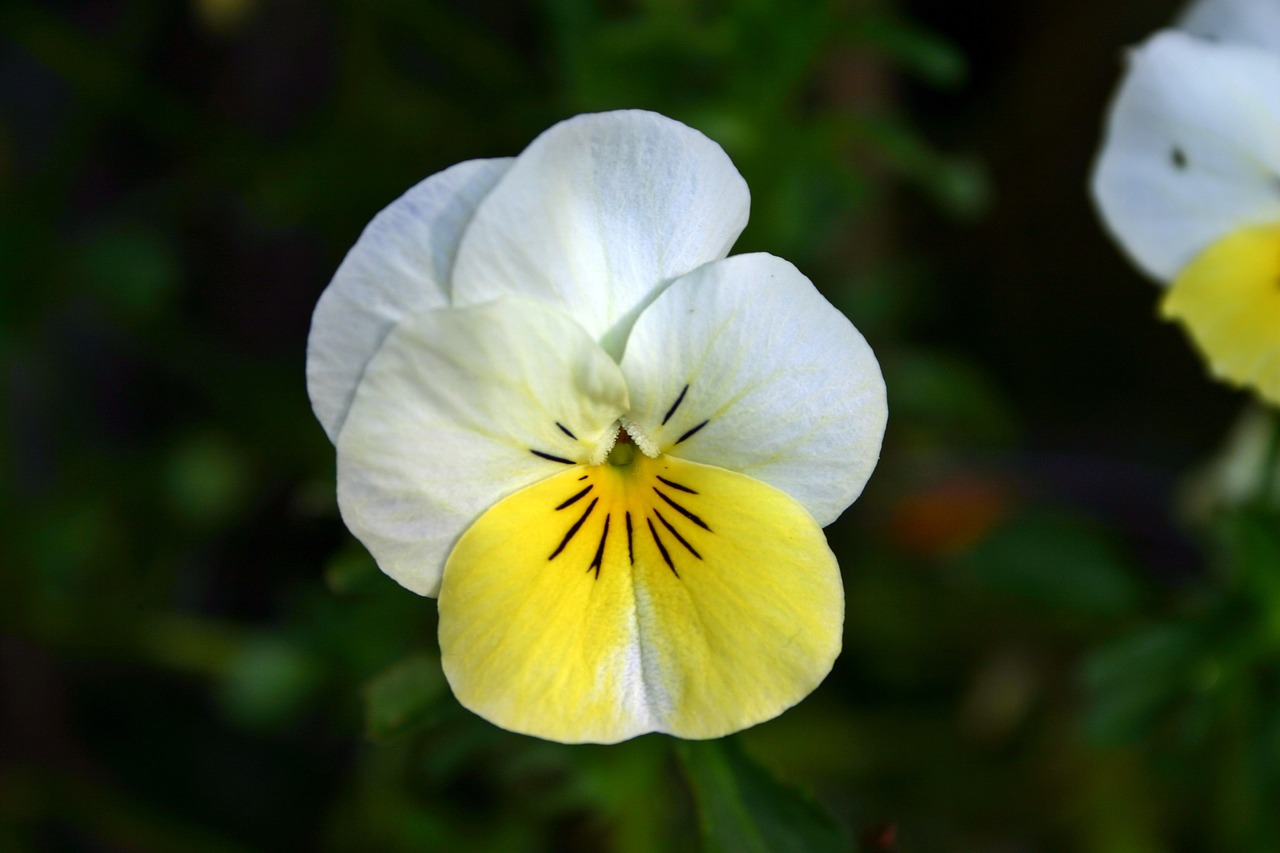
[1178,0,1280,52]
[1091,0,1280,404]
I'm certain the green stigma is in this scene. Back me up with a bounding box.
[607,432,636,467]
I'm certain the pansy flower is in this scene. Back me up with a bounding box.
[1179,0,1280,53]
[307,110,887,744]
[1091,0,1280,404]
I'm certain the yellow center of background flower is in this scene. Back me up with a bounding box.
[1162,222,1280,405]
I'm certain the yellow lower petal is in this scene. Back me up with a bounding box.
[437,451,844,744]
[1161,222,1280,405]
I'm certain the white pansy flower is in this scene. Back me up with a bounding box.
[1178,0,1280,52]
[307,110,887,744]
[1091,2,1280,404]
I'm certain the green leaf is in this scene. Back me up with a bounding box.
[1217,508,1280,635]
[1081,622,1204,745]
[363,653,449,740]
[958,511,1142,618]
[220,636,321,730]
[675,738,848,853]
[848,10,967,89]
[162,431,252,527]
[838,114,991,220]
[73,224,179,321]
[324,544,383,596]
[885,348,1019,447]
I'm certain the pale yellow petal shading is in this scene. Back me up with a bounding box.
[438,452,844,744]
[1161,222,1280,405]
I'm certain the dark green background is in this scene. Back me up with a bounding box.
[4,1,1276,850]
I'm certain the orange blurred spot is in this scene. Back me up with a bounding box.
[888,475,1012,556]
[860,821,898,851]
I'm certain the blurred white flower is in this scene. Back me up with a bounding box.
[1180,405,1280,518]
[1091,1,1280,403]
[1178,0,1280,52]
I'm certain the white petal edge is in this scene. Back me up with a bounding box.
[1179,0,1280,53]
[1091,31,1280,282]
[307,158,513,441]
[450,110,750,357]
[618,253,887,527]
[336,297,629,597]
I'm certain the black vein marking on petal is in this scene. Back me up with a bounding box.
[647,518,679,578]
[578,475,588,481]
[556,421,578,440]
[532,450,575,464]
[674,419,709,445]
[625,512,634,564]
[1171,146,1187,170]
[555,485,593,510]
[662,384,690,425]
[549,498,597,560]
[656,475,697,494]
[653,488,711,531]
[588,514,610,578]
[654,508,702,559]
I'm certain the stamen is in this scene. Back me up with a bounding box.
[620,418,660,458]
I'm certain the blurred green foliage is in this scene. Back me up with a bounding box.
[3,0,1279,851]
[676,739,849,852]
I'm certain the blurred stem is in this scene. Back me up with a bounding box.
[675,738,772,853]
[1256,408,1280,509]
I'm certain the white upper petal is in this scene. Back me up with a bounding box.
[449,110,750,357]
[1091,31,1280,281]
[1179,0,1280,53]
[336,298,629,597]
[618,253,887,527]
[307,158,513,441]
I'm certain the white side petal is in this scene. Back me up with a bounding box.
[1091,31,1280,282]
[450,110,750,356]
[619,253,887,527]
[1179,0,1280,53]
[336,298,630,597]
[307,158,513,441]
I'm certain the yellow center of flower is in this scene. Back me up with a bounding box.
[1162,222,1280,405]
[435,446,845,743]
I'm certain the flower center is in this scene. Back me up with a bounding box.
[543,451,712,581]
[607,428,636,467]
[532,384,708,468]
